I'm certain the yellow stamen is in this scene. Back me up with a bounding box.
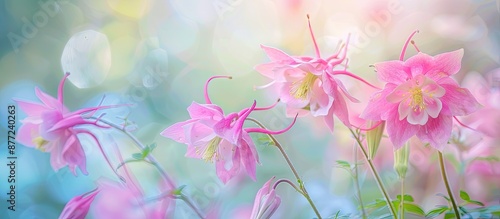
[202,137,222,162]
[33,137,48,152]
[409,87,425,111]
[290,73,318,99]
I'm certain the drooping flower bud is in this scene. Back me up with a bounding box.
[394,142,410,179]
[59,189,99,219]
[366,120,385,160]
[250,177,281,219]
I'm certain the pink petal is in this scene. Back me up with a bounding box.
[187,102,224,120]
[397,99,412,121]
[374,60,409,84]
[183,122,216,146]
[386,108,419,149]
[35,87,60,110]
[260,45,294,62]
[439,83,481,116]
[238,138,257,181]
[406,108,428,125]
[14,99,50,117]
[431,49,464,78]
[416,115,452,151]
[331,91,350,127]
[425,97,442,118]
[160,119,198,144]
[62,134,87,175]
[386,82,411,103]
[215,140,241,184]
[309,80,332,117]
[49,139,66,172]
[17,123,39,148]
[213,113,240,144]
[40,110,65,140]
[324,104,334,132]
[360,84,398,121]
[404,52,434,78]
[285,107,309,117]
[334,77,360,103]
[255,63,279,79]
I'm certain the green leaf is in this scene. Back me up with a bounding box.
[459,206,468,214]
[397,194,414,202]
[132,153,143,160]
[365,199,386,210]
[468,200,485,206]
[437,193,451,202]
[257,135,274,146]
[473,156,500,162]
[444,212,456,219]
[335,160,351,169]
[403,203,425,216]
[426,206,449,218]
[172,185,187,196]
[460,190,471,201]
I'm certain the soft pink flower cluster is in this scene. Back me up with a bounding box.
[15,17,489,219]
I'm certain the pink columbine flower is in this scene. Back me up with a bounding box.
[59,189,99,219]
[16,73,113,175]
[361,31,481,150]
[161,76,296,184]
[255,15,374,131]
[250,177,281,219]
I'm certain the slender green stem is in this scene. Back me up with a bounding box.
[178,194,206,219]
[400,179,404,219]
[349,128,397,219]
[247,118,322,219]
[438,151,461,219]
[274,178,303,193]
[91,116,204,219]
[353,142,367,219]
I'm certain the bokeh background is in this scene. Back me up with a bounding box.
[0,0,499,218]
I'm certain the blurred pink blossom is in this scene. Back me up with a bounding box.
[15,73,113,175]
[92,178,172,219]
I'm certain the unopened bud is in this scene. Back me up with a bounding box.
[394,142,410,179]
[367,120,385,160]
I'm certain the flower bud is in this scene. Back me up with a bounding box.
[250,177,281,219]
[59,189,99,219]
[394,142,410,179]
[366,120,385,160]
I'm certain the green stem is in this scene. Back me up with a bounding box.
[247,118,322,219]
[91,117,205,219]
[438,151,461,219]
[353,142,367,219]
[400,179,404,219]
[349,128,397,219]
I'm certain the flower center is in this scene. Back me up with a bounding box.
[202,137,222,162]
[33,136,48,152]
[409,87,425,111]
[290,73,318,99]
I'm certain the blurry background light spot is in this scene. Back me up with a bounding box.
[61,30,111,88]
